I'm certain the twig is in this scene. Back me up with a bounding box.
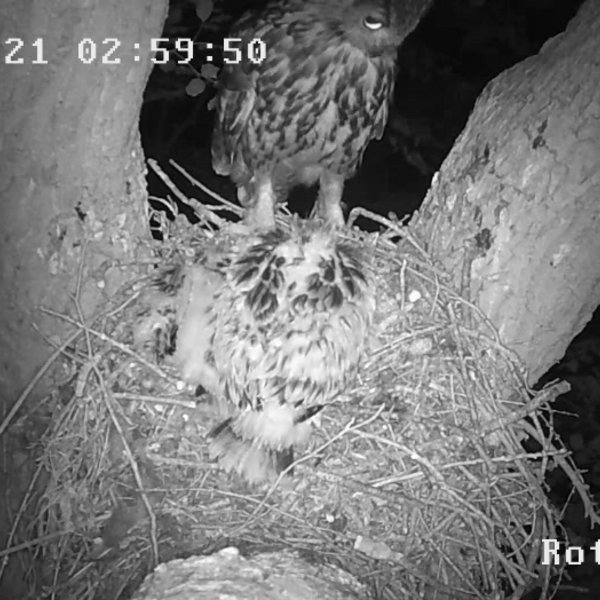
[113,392,196,408]
[39,307,175,383]
[230,404,386,534]
[148,159,227,227]
[0,328,83,438]
[96,377,160,566]
[169,159,243,217]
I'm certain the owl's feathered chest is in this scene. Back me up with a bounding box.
[208,226,375,413]
[212,17,397,183]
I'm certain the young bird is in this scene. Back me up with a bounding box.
[134,220,375,483]
[206,220,374,482]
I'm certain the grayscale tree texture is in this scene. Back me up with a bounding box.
[132,547,366,600]
[0,0,168,400]
[411,0,600,385]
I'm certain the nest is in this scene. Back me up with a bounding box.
[2,163,595,600]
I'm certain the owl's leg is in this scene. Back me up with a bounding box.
[316,171,345,227]
[243,174,276,229]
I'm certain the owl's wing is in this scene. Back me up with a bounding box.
[211,56,256,177]
[211,14,292,177]
[370,73,395,141]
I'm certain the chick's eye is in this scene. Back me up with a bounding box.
[363,15,384,31]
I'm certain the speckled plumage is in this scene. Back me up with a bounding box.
[211,0,432,228]
[133,221,375,483]
[207,222,375,482]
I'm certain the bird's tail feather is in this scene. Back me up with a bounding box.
[209,417,295,483]
[208,403,323,483]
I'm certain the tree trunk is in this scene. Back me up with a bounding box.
[410,0,600,385]
[0,0,168,401]
[132,548,367,600]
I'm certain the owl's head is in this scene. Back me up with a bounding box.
[322,0,433,57]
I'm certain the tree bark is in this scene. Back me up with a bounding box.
[0,0,168,401]
[410,0,600,385]
[132,547,366,600]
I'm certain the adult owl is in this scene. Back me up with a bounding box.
[134,221,375,483]
[211,0,433,228]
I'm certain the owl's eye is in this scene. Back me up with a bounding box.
[363,15,384,31]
